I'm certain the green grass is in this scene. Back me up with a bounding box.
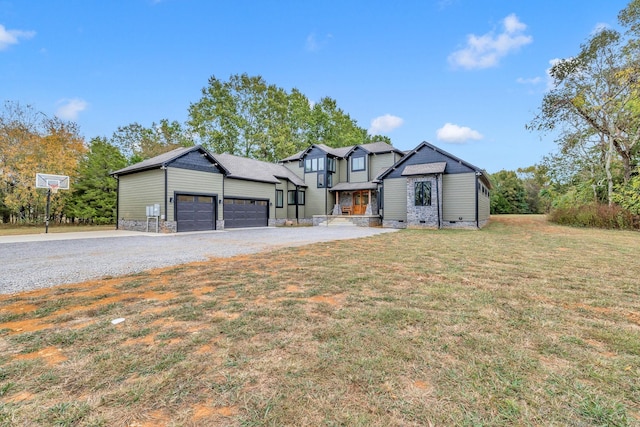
[0,224,114,236]
[0,215,638,425]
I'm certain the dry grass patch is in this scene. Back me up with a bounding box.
[0,215,638,425]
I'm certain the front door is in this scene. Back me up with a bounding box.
[353,190,369,215]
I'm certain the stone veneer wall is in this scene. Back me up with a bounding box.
[119,219,226,232]
[119,219,177,233]
[406,176,441,228]
[382,219,407,229]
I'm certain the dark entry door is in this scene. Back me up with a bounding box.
[223,198,268,228]
[176,194,216,232]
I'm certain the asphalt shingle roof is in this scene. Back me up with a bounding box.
[401,162,447,176]
[215,153,306,187]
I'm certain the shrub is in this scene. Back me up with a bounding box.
[548,203,640,230]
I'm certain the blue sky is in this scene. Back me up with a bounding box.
[0,0,630,172]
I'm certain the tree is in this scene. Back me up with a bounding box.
[490,170,528,214]
[188,74,374,162]
[111,119,193,163]
[66,137,127,224]
[0,101,85,223]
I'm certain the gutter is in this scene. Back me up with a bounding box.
[475,172,479,229]
[115,175,119,230]
[436,174,441,229]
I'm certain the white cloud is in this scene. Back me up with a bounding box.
[448,13,532,70]
[436,123,483,143]
[516,76,541,85]
[55,98,88,120]
[368,114,404,135]
[305,32,332,52]
[0,24,36,51]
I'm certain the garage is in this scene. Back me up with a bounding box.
[223,198,268,228]
[176,194,216,232]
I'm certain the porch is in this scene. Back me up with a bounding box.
[329,182,379,217]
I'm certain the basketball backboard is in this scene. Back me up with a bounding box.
[36,173,70,193]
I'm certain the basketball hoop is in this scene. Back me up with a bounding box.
[35,173,70,234]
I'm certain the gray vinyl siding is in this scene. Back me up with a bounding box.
[479,187,490,221]
[118,169,165,220]
[282,160,304,180]
[337,158,347,183]
[304,172,327,216]
[167,168,223,221]
[350,169,368,183]
[370,153,397,179]
[224,178,275,219]
[382,178,407,221]
[442,173,476,222]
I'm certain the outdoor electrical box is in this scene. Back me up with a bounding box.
[146,204,160,217]
[145,204,161,232]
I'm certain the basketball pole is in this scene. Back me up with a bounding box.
[45,187,51,234]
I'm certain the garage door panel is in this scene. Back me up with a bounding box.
[223,198,268,228]
[176,194,215,232]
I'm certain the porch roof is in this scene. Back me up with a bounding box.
[329,181,378,192]
[401,162,447,176]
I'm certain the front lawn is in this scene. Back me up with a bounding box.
[0,215,638,426]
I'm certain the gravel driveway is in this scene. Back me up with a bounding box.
[0,227,397,295]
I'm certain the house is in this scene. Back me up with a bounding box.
[111,141,491,232]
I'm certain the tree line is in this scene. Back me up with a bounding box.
[490,0,640,228]
[0,74,387,225]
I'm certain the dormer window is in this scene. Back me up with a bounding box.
[351,156,365,172]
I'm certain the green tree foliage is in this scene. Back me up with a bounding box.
[612,167,640,214]
[528,1,640,223]
[490,170,528,214]
[65,137,127,224]
[187,74,373,162]
[111,119,193,163]
[517,165,550,214]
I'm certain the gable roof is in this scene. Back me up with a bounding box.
[214,153,306,187]
[379,141,491,188]
[279,141,403,162]
[111,145,227,176]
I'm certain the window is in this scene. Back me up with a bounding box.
[327,157,336,172]
[288,190,305,205]
[276,190,283,208]
[415,181,432,206]
[304,157,325,173]
[327,173,333,188]
[351,156,365,171]
[317,173,325,188]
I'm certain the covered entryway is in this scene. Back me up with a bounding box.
[223,198,269,228]
[176,194,216,232]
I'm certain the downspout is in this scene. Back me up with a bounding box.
[295,185,299,224]
[115,175,119,230]
[163,166,168,226]
[436,174,441,229]
[475,173,479,229]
